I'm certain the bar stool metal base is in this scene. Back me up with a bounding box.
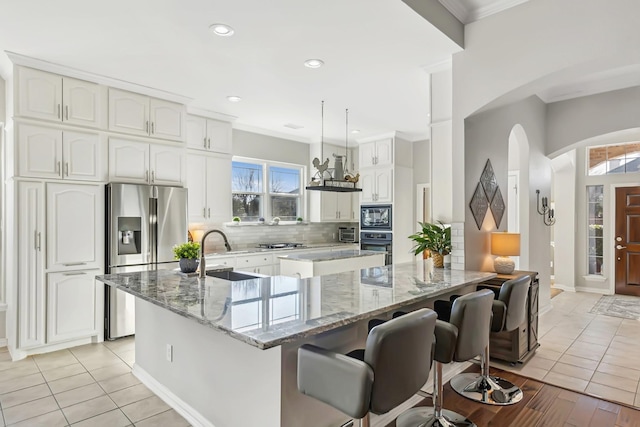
[449,373,523,406]
[396,407,476,427]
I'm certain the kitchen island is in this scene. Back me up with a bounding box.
[278,248,386,278]
[96,263,495,427]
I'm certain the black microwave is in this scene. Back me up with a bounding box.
[360,205,392,231]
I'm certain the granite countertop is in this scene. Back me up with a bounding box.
[204,242,357,258]
[278,249,384,262]
[96,263,495,350]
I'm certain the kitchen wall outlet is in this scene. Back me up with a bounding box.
[166,344,173,362]
[332,232,336,240]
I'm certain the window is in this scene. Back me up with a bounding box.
[588,142,640,176]
[232,158,303,221]
[587,185,604,275]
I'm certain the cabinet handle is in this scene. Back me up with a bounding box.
[57,104,61,119]
[56,161,61,175]
[34,231,41,251]
[203,207,207,217]
[146,121,149,133]
[65,162,69,177]
[151,170,155,183]
[151,122,155,134]
[145,170,149,182]
[63,271,87,276]
[203,137,207,148]
[63,262,87,266]
[208,208,211,218]
[65,105,69,120]
[207,138,211,149]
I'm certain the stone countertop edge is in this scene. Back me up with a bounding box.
[277,249,384,262]
[203,242,358,259]
[96,267,496,350]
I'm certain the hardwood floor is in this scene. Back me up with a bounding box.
[385,367,640,427]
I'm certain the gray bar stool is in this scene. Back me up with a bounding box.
[449,275,531,405]
[397,289,495,427]
[297,308,437,427]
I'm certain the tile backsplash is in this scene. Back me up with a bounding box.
[191,222,358,253]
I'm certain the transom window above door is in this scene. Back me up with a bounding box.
[588,142,640,176]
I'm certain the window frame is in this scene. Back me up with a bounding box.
[231,156,306,223]
[587,142,640,176]
[586,185,604,276]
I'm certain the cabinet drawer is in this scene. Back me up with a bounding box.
[236,253,274,268]
[207,256,236,268]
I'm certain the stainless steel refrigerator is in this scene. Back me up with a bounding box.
[105,183,188,339]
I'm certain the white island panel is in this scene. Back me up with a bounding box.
[279,249,386,278]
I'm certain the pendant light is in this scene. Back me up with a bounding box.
[306,102,361,193]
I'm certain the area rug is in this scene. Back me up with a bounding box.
[590,295,640,320]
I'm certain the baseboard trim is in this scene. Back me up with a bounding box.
[575,286,611,295]
[553,284,576,292]
[132,364,215,427]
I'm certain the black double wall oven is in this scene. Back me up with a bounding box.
[360,205,392,265]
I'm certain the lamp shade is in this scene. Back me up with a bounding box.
[491,232,520,256]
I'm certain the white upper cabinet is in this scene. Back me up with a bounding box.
[17,67,102,128]
[320,192,354,222]
[109,138,185,185]
[359,138,393,168]
[186,152,231,223]
[360,168,392,203]
[185,115,232,154]
[17,124,105,181]
[109,89,185,142]
[46,183,103,271]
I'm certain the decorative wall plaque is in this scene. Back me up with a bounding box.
[490,187,506,228]
[469,182,489,229]
[480,159,498,202]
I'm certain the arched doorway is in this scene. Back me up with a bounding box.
[508,124,530,269]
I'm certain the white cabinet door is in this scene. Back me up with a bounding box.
[108,89,149,136]
[186,154,208,222]
[254,265,275,275]
[150,98,185,141]
[150,144,185,185]
[375,138,393,166]
[47,183,103,271]
[17,67,63,122]
[109,139,150,183]
[186,115,208,151]
[337,192,354,221]
[63,77,102,128]
[359,142,376,168]
[206,154,232,223]
[63,131,104,181]
[375,168,393,202]
[360,170,375,203]
[17,182,45,348]
[207,119,232,154]
[320,192,338,221]
[46,271,98,343]
[17,124,63,179]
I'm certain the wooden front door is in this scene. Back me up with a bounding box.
[615,186,640,295]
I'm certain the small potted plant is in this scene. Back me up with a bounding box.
[173,242,200,273]
[296,217,304,224]
[232,216,241,224]
[271,216,280,225]
[408,221,451,268]
[258,217,265,224]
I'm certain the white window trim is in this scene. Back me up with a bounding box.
[586,185,604,277]
[232,156,306,223]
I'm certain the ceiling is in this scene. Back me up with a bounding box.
[0,0,463,144]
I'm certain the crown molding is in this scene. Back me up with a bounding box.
[186,106,237,123]
[438,0,470,24]
[6,51,193,104]
[469,0,529,23]
[232,122,312,144]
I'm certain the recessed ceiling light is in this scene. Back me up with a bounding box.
[227,96,242,103]
[210,24,235,37]
[304,59,324,69]
[351,129,360,134]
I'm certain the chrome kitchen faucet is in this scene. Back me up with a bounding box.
[199,229,232,278]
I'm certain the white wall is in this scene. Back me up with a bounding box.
[464,96,551,310]
[430,68,453,223]
[232,129,310,166]
[551,151,576,292]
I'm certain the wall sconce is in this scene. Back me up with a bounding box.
[536,189,556,226]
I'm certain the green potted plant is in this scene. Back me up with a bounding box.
[232,216,241,224]
[408,221,451,268]
[296,217,304,224]
[173,242,201,273]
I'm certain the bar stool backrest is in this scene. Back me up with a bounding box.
[450,289,495,362]
[498,275,531,332]
[365,308,437,414]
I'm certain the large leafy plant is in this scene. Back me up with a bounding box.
[173,242,201,260]
[408,221,452,256]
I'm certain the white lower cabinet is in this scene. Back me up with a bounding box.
[46,271,99,343]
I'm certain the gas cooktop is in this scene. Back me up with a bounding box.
[257,243,306,249]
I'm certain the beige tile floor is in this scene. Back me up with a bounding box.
[496,290,640,408]
[0,337,190,426]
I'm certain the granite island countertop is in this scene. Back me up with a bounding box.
[96,263,495,350]
[277,249,383,262]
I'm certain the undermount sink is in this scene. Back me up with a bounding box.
[206,271,260,281]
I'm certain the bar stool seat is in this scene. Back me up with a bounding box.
[298,308,437,427]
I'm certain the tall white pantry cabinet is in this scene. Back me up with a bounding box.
[7,58,230,359]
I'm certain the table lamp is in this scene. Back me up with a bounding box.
[491,232,520,274]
